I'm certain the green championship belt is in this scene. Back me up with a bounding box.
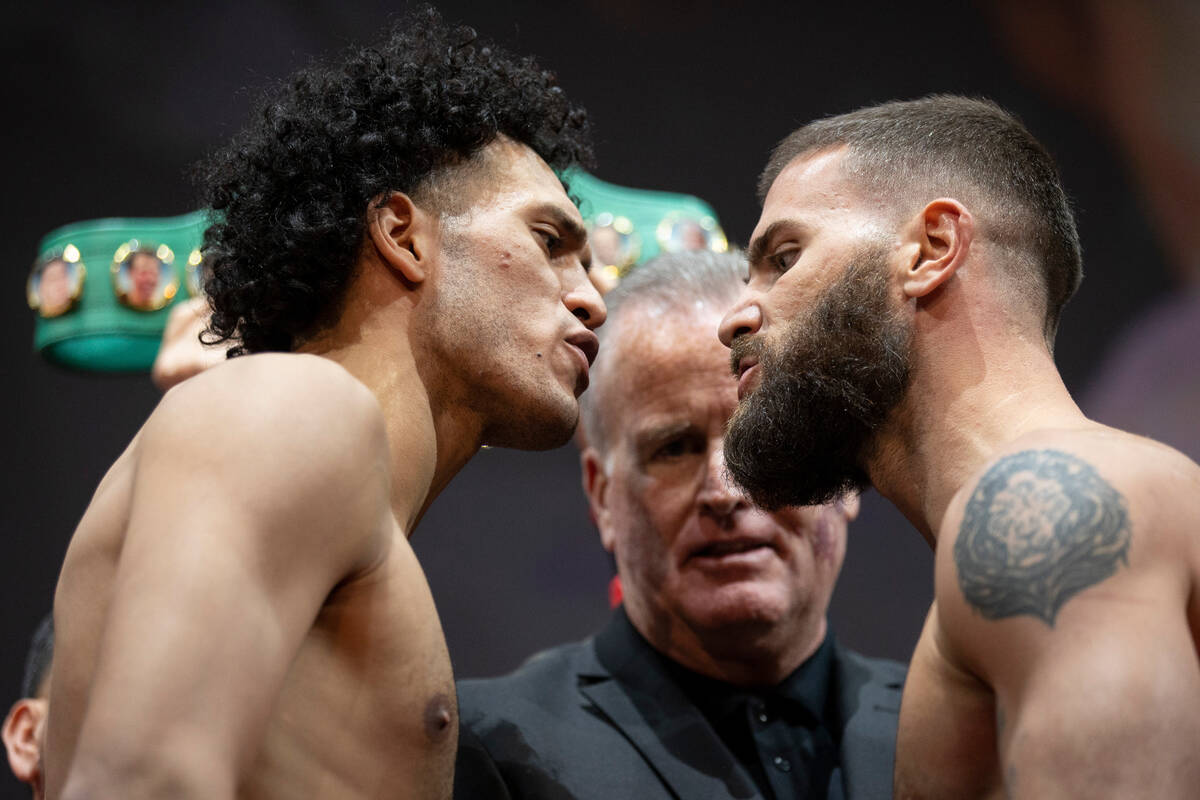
[564,168,727,287]
[28,173,725,372]
[28,211,209,372]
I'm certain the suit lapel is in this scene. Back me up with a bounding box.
[832,646,905,800]
[578,611,762,800]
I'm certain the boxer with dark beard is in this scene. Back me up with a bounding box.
[719,96,1200,798]
[724,244,909,511]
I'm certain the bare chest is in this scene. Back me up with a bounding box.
[247,536,457,800]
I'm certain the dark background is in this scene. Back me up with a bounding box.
[1,2,1184,796]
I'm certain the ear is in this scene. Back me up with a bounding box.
[3,698,47,786]
[581,448,616,553]
[367,192,435,285]
[900,198,973,299]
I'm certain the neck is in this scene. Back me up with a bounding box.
[299,269,485,534]
[867,313,1087,546]
[637,611,828,688]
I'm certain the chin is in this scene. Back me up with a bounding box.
[485,393,579,450]
[683,585,792,632]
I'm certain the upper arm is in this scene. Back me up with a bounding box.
[66,357,392,794]
[936,447,1200,798]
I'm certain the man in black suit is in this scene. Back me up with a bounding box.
[456,250,905,799]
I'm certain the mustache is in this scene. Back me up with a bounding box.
[728,335,763,378]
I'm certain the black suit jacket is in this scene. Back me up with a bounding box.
[456,610,906,799]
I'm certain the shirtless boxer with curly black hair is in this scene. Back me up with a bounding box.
[47,9,603,799]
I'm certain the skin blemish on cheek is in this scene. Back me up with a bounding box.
[812,513,837,563]
[424,692,454,741]
[537,352,543,358]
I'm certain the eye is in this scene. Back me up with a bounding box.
[648,433,704,463]
[770,247,799,273]
[535,227,562,253]
[654,438,688,460]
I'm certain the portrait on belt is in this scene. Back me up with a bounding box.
[656,212,726,254]
[184,249,210,298]
[112,246,176,311]
[28,254,84,318]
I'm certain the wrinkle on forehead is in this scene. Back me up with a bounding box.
[621,297,714,323]
[589,306,727,460]
[607,314,732,413]
[609,311,724,373]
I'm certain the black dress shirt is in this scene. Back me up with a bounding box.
[660,632,842,800]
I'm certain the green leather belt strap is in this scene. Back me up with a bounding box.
[564,168,727,284]
[30,211,208,372]
[28,172,725,373]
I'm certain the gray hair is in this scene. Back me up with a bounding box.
[20,613,53,699]
[579,249,746,455]
[760,94,1082,347]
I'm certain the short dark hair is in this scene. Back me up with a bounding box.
[200,6,593,355]
[20,613,53,699]
[580,250,746,455]
[759,95,1082,345]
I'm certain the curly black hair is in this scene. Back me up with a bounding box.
[199,7,593,355]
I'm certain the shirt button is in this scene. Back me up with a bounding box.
[773,756,791,773]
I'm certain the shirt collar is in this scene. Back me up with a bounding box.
[649,623,839,732]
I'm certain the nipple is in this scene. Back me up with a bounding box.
[424,693,454,741]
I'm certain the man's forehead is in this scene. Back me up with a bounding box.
[751,146,863,244]
[485,138,561,187]
[604,312,730,406]
[612,307,724,356]
[776,146,848,184]
[473,139,582,220]
[761,148,850,213]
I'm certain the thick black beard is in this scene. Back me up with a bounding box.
[724,247,912,510]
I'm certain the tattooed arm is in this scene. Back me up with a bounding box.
[935,446,1200,799]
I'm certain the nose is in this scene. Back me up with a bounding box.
[565,268,607,330]
[718,290,763,348]
[698,442,747,521]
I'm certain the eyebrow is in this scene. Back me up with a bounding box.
[746,220,792,267]
[633,420,693,449]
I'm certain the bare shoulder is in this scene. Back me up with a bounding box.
[930,433,1200,797]
[140,353,393,564]
[158,351,383,429]
[151,353,387,469]
[935,425,1199,656]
